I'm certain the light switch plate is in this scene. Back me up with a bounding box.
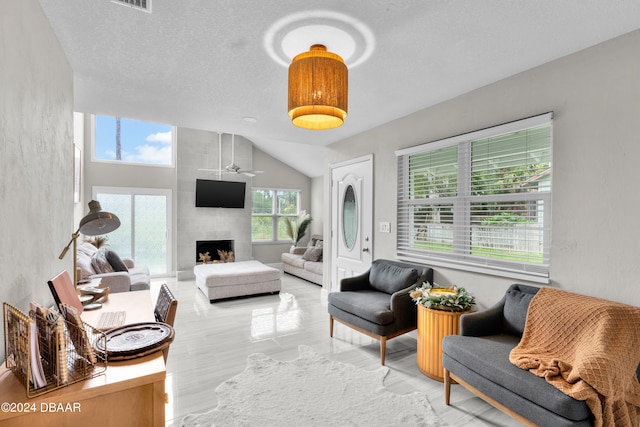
[380,222,391,233]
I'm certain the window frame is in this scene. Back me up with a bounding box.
[91,114,176,168]
[251,188,301,243]
[395,113,553,283]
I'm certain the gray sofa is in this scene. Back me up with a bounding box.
[76,242,150,293]
[281,235,323,285]
[442,284,640,427]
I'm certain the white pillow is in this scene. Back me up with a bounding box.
[76,251,96,278]
[77,242,98,257]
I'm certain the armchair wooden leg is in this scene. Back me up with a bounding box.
[380,337,387,365]
[444,368,451,405]
[329,315,334,337]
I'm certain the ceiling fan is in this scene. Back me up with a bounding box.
[198,133,264,178]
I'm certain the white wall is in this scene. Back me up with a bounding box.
[0,0,73,361]
[324,29,640,308]
[251,147,312,264]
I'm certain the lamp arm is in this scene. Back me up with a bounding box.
[58,229,80,260]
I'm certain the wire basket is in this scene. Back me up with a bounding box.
[3,302,107,397]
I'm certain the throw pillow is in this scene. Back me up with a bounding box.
[503,288,537,336]
[91,247,114,274]
[302,246,323,262]
[369,262,418,294]
[105,250,128,272]
[77,242,98,257]
[76,251,96,279]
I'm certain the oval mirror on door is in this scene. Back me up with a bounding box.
[342,184,358,250]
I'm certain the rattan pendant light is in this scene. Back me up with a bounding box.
[288,44,348,130]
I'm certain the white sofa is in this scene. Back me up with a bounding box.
[281,235,323,286]
[76,242,150,293]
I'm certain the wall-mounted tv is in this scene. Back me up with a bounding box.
[195,179,246,208]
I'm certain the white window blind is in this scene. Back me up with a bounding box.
[396,113,552,281]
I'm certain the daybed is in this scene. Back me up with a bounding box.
[76,242,150,293]
[281,235,323,285]
[442,284,640,427]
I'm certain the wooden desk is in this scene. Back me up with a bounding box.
[0,290,166,427]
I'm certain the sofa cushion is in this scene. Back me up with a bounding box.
[443,334,591,421]
[304,260,323,275]
[369,262,418,295]
[503,288,535,336]
[302,246,323,262]
[281,253,306,268]
[91,248,114,274]
[328,290,394,325]
[105,249,128,272]
[129,271,150,290]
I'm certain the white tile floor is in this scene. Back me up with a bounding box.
[158,273,523,426]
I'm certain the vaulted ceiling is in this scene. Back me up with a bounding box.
[38,0,640,177]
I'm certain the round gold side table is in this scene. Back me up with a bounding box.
[416,305,465,382]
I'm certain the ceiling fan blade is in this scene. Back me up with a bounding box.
[199,133,268,176]
[198,168,232,173]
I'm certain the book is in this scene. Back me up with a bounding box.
[45,310,68,384]
[4,304,30,385]
[48,270,83,313]
[29,320,47,388]
[60,303,97,364]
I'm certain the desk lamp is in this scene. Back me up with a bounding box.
[59,200,121,287]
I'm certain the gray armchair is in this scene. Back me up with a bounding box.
[328,259,433,365]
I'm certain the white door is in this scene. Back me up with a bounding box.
[330,155,373,293]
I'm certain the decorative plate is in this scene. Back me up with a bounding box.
[95,322,175,360]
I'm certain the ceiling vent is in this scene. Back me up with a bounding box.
[111,0,151,13]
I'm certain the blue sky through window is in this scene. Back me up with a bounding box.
[95,115,173,165]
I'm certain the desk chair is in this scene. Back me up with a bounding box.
[154,283,178,361]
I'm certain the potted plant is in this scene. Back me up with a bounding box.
[409,283,476,312]
[409,283,476,381]
[283,210,312,250]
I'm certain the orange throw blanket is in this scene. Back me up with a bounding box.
[509,288,640,427]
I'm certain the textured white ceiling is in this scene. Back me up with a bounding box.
[38,0,640,177]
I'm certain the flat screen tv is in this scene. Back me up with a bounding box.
[196,179,246,208]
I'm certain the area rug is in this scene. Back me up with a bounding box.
[181,345,449,427]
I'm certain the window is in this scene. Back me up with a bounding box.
[396,113,552,282]
[252,188,300,241]
[94,187,172,276]
[94,115,175,166]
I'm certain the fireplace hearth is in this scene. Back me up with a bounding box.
[196,240,234,263]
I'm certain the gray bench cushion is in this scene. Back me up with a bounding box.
[443,334,591,421]
[328,290,394,325]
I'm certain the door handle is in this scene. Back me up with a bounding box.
[362,247,369,253]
